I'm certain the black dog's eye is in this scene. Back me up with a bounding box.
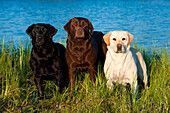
[35,27,40,31]
[122,38,126,41]
[113,38,116,41]
[41,28,47,32]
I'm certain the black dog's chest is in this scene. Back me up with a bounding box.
[30,53,60,76]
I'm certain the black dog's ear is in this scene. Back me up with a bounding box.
[64,19,72,34]
[87,19,94,35]
[26,24,35,38]
[46,24,58,37]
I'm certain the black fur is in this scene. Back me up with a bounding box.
[26,23,68,98]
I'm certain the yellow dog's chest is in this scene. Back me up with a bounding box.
[104,50,137,85]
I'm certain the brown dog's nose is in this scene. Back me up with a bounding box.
[76,28,85,38]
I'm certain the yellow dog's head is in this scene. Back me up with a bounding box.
[103,31,133,53]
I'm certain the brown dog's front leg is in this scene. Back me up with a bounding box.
[69,69,76,93]
[89,66,96,82]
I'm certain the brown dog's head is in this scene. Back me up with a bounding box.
[64,17,94,39]
[26,23,57,46]
[103,31,133,53]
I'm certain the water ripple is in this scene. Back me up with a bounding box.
[0,0,169,52]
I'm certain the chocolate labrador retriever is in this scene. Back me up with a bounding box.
[26,23,67,98]
[64,17,106,92]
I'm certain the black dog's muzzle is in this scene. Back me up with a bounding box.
[36,36,44,45]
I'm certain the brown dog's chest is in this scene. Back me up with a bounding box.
[66,39,92,59]
[66,48,92,69]
[72,61,90,71]
[66,39,97,70]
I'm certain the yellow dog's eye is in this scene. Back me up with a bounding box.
[113,38,116,41]
[122,38,126,41]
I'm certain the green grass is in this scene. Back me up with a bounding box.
[0,39,169,112]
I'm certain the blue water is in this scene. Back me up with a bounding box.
[0,0,170,51]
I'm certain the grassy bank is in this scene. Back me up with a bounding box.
[0,40,169,112]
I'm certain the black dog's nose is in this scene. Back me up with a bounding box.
[38,36,42,39]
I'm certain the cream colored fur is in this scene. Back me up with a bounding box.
[103,31,148,96]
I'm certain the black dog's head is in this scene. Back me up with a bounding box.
[26,23,57,46]
[64,17,94,39]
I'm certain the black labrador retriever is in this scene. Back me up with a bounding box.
[26,23,68,98]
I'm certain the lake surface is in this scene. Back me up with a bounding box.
[0,0,169,52]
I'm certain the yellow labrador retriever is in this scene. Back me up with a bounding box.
[103,31,148,97]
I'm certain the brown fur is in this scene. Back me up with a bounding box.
[64,17,107,92]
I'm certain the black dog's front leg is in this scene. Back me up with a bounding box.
[34,77,43,98]
[56,70,63,93]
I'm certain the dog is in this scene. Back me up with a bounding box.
[64,17,107,92]
[26,23,68,98]
[103,31,148,99]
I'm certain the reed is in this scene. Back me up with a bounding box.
[0,39,169,112]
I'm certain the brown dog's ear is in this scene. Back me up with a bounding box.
[87,19,94,35]
[125,31,133,45]
[26,24,35,38]
[46,24,58,37]
[103,32,112,46]
[64,19,72,34]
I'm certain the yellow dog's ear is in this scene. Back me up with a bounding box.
[125,31,133,45]
[103,32,112,46]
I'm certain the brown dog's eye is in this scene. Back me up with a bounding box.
[72,21,78,27]
[113,38,116,41]
[122,38,126,41]
[75,22,78,26]
[81,21,84,26]
[81,20,87,27]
